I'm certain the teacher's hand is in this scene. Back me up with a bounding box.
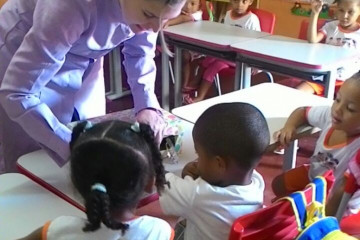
[136,108,166,146]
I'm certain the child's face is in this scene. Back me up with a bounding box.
[331,79,360,135]
[119,0,184,33]
[336,0,360,29]
[193,140,223,185]
[231,0,253,15]
[182,0,201,14]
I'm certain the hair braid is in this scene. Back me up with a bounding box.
[139,124,169,193]
[83,190,129,234]
[83,191,103,232]
[100,193,129,235]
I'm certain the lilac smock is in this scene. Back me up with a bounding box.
[0,0,160,172]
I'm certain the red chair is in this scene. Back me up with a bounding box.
[298,19,327,41]
[228,171,335,240]
[250,8,276,34]
[214,9,276,95]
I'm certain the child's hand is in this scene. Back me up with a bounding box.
[181,10,190,16]
[311,0,323,14]
[182,161,200,179]
[273,126,297,147]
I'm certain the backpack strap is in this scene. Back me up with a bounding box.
[279,191,307,231]
[276,176,328,231]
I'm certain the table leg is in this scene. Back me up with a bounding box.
[323,69,336,100]
[283,139,298,171]
[174,47,183,107]
[242,63,251,89]
[162,49,170,111]
[106,47,130,100]
[234,61,242,90]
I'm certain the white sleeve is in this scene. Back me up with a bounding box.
[319,21,335,36]
[191,11,203,21]
[45,216,85,239]
[223,11,231,25]
[306,106,332,129]
[159,173,197,218]
[248,14,261,31]
[346,189,360,216]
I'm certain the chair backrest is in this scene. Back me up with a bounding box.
[229,171,335,240]
[250,8,276,34]
[298,19,327,41]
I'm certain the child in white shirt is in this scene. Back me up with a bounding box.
[159,102,269,240]
[19,121,174,240]
[297,0,360,95]
[184,0,260,104]
[273,72,360,217]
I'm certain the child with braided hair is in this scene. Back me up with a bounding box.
[19,120,174,240]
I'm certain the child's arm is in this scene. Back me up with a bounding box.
[182,161,200,179]
[326,176,346,216]
[307,0,326,43]
[274,107,308,146]
[164,14,194,28]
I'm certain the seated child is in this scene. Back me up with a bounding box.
[19,120,174,240]
[164,0,203,95]
[272,72,360,216]
[184,0,260,104]
[159,102,270,240]
[297,0,360,95]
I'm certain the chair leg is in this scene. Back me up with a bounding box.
[264,71,274,83]
[214,74,222,96]
[169,60,175,85]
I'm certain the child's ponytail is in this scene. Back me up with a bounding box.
[139,124,169,193]
[83,185,129,234]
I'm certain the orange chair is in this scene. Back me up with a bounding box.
[228,171,335,240]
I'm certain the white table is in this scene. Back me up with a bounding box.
[17,111,196,210]
[162,21,270,109]
[0,173,84,240]
[172,83,333,170]
[231,35,360,98]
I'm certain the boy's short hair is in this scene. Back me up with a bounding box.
[350,71,360,82]
[193,102,270,170]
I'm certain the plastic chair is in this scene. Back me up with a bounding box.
[250,8,276,35]
[229,171,335,240]
[214,9,276,95]
[298,19,327,41]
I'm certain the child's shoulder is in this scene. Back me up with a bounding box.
[321,20,340,31]
[248,11,260,23]
[192,10,203,21]
[127,216,173,239]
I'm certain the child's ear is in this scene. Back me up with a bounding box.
[144,177,155,193]
[215,156,227,174]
